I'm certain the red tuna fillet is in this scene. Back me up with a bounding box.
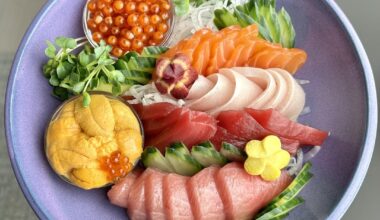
[132,103,179,120]
[146,110,217,151]
[145,170,166,220]
[187,166,225,220]
[144,108,186,136]
[127,169,156,220]
[107,169,142,208]
[216,110,271,140]
[245,108,328,146]
[216,163,292,219]
[210,126,247,150]
[213,111,301,154]
[163,174,194,220]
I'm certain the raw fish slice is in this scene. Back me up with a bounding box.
[188,166,225,220]
[262,69,287,109]
[163,174,194,220]
[249,47,307,74]
[205,33,223,75]
[270,68,305,120]
[254,50,284,68]
[216,110,271,141]
[146,111,217,151]
[127,169,155,220]
[283,50,308,74]
[223,45,245,68]
[245,108,329,146]
[144,108,185,136]
[186,75,214,100]
[208,69,262,115]
[192,32,214,74]
[145,170,166,220]
[215,163,292,219]
[107,169,142,208]
[133,103,179,120]
[280,138,301,155]
[186,74,234,111]
[234,67,277,109]
[210,126,247,150]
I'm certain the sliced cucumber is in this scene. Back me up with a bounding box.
[169,142,191,155]
[165,148,203,176]
[256,197,304,220]
[191,146,228,167]
[257,162,313,219]
[269,162,312,205]
[141,147,175,173]
[220,142,247,162]
[197,141,215,149]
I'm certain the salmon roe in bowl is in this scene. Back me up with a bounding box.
[84,0,173,57]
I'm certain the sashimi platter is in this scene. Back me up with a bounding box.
[37,0,333,219]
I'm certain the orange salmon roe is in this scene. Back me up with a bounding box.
[99,150,132,181]
[86,0,171,56]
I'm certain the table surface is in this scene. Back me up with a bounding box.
[0,0,379,219]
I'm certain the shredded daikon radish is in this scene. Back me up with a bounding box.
[168,0,242,46]
[296,79,310,85]
[124,84,185,106]
[304,146,321,161]
[287,149,304,176]
[300,106,311,116]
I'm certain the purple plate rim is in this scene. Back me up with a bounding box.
[4,0,377,219]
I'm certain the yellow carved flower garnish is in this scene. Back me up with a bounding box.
[244,135,290,181]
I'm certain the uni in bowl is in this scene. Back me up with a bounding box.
[45,92,144,190]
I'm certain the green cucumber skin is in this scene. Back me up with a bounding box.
[165,148,203,176]
[191,146,228,167]
[257,162,313,219]
[141,147,175,173]
[256,197,304,220]
[197,141,215,149]
[169,142,191,155]
[220,142,247,162]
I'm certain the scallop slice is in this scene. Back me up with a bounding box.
[232,67,277,109]
[208,69,262,116]
[186,73,234,112]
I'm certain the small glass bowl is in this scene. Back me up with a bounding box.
[45,91,144,189]
[82,0,175,53]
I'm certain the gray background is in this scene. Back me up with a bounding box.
[0,0,378,219]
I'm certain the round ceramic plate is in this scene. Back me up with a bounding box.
[5,0,377,219]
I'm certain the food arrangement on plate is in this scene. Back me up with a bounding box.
[41,0,330,219]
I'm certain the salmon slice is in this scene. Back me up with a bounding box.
[107,169,142,208]
[145,170,166,220]
[163,174,194,220]
[215,163,292,219]
[127,169,155,220]
[161,24,307,76]
[283,50,308,74]
[187,166,225,220]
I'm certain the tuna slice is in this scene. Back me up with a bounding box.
[216,110,271,140]
[108,164,291,220]
[245,108,328,146]
[163,174,194,220]
[145,109,217,151]
[216,163,292,219]
[107,169,142,208]
[126,169,154,220]
[145,170,166,220]
[132,103,179,121]
[143,108,186,137]
[187,166,225,220]
[210,126,247,150]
